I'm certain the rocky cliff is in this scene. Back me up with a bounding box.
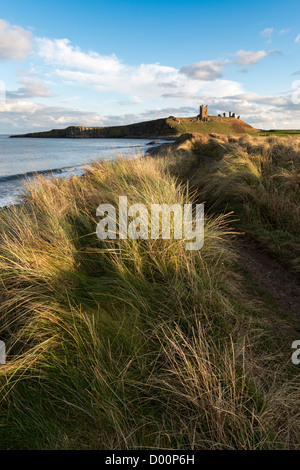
[10,118,176,139]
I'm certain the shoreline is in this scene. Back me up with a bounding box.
[0,137,175,209]
[9,117,179,139]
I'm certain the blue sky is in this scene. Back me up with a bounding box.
[1,0,300,132]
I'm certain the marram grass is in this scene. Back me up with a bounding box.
[183,134,300,272]
[0,152,299,449]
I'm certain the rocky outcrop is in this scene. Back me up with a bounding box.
[10,118,177,139]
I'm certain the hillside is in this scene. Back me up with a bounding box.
[10,115,256,139]
[167,115,256,135]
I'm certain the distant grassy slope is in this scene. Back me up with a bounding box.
[11,116,256,139]
[255,129,300,137]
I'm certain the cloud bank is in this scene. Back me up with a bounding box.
[0,19,298,133]
[0,19,32,61]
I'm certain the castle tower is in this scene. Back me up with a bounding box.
[199,105,208,121]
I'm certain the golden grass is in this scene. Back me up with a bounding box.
[0,151,299,449]
[178,134,300,272]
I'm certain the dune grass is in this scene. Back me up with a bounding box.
[0,151,299,449]
[180,134,300,273]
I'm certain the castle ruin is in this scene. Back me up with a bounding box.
[198,105,208,121]
[198,105,240,121]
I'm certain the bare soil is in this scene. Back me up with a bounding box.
[234,235,300,321]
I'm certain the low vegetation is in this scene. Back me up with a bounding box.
[0,137,299,449]
[255,129,300,137]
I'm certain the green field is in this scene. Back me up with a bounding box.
[253,129,300,137]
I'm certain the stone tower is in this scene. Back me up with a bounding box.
[199,105,208,121]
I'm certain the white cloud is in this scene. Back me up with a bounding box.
[0,100,104,132]
[118,96,142,106]
[1,29,299,132]
[161,81,244,101]
[35,38,244,101]
[7,79,53,99]
[16,69,39,78]
[295,34,300,43]
[180,60,225,81]
[105,106,198,124]
[260,27,274,43]
[35,38,185,96]
[0,19,32,61]
[53,64,185,96]
[36,37,124,74]
[234,50,268,65]
[223,92,290,107]
[161,92,198,100]
[0,100,43,114]
[279,28,290,35]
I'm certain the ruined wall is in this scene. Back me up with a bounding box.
[199,105,208,121]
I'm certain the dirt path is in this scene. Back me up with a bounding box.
[234,235,300,321]
[186,151,215,181]
[187,152,300,321]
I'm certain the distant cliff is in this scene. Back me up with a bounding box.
[10,118,176,139]
[10,116,255,139]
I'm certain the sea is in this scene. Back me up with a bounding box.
[0,135,167,207]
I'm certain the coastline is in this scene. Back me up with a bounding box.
[0,136,175,209]
[9,118,179,139]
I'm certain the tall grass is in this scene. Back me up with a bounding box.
[185,134,300,272]
[0,153,299,449]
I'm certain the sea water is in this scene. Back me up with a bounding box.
[0,135,166,207]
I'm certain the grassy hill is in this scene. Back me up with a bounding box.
[167,115,256,135]
[11,115,257,139]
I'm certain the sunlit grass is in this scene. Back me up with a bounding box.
[0,151,299,449]
[184,134,300,272]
